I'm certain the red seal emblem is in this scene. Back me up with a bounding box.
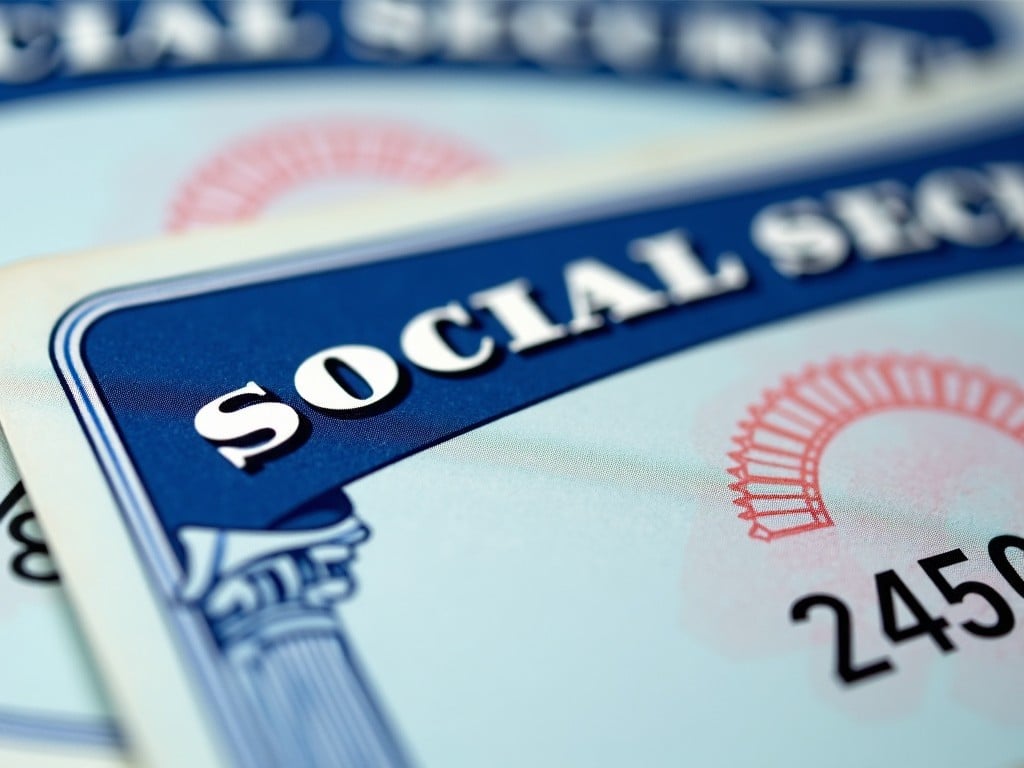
[729,353,1024,542]
[167,121,491,232]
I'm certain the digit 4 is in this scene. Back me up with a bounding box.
[876,569,955,653]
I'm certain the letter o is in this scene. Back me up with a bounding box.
[294,344,401,413]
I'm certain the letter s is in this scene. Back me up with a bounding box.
[751,198,849,276]
[194,382,302,470]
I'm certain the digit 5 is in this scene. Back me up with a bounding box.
[918,549,1015,638]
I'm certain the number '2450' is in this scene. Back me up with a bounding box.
[791,535,1024,685]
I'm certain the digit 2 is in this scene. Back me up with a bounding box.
[791,593,894,685]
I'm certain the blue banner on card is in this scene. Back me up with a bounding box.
[66,110,1024,545]
[0,0,1010,103]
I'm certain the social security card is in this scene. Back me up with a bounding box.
[0,58,1021,768]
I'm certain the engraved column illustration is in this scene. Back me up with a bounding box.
[178,488,405,768]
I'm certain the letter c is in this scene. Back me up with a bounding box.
[400,301,496,374]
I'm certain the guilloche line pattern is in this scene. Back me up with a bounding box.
[729,353,1024,542]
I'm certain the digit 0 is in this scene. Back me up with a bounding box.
[989,535,1024,598]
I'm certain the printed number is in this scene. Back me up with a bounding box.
[791,594,894,684]
[989,535,1024,598]
[0,482,57,584]
[796,539,1024,687]
[875,569,955,652]
[8,511,57,583]
[918,549,1014,637]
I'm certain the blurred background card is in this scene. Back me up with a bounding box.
[2,0,1023,259]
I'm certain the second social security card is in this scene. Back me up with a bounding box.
[3,60,1024,767]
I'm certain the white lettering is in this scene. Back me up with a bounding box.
[917,168,1008,247]
[294,344,401,412]
[0,4,58,83]
[589,3,659,72]
[828,181,936,259]
[62,3,123,74]
[128,1,224,65]
[630,229,748,302]
[401,301,496,373]
[851,26,919,94]
[989,163,1024,237]
[509,2,578,67]
[443,0,504,60]
[564,258,668,335]
[470,279,567,353]
[751,199,849,276]
[223,0,329,60]
[677,9,776,88]
[343,0,432,59]
[782,15,841,92]
[194,382,301,470]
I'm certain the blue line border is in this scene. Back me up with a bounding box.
[0,709,119,749]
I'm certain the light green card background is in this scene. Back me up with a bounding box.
[345,268,1024,767]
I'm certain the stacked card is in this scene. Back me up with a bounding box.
[0,2,1022,767]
